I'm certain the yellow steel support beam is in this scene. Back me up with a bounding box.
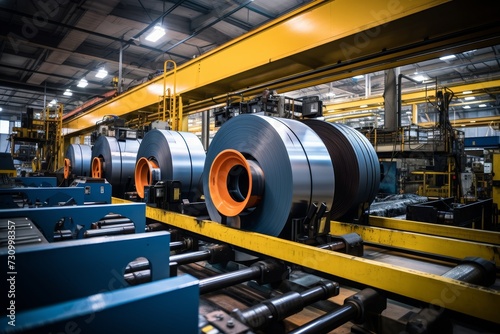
[112,198,500,324]
[324,80,500,113]
[63,0,500,137]
[329,221,500,266]
[369,216,500,245]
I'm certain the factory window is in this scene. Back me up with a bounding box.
[0,120,10,134]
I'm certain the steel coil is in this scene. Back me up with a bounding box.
[134,130,205,202]
[64,144,92,178]
[91,136,142,195]
[303,120,380,220]
[203,114,334,237]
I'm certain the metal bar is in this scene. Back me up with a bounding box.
[127,203,500,324]
[169,250,211,265]
[368,216,500,245]
[289,304,358,334]
[329,221,500,266]
[199,266,261,294]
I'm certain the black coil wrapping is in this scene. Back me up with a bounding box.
[303,120,380,220]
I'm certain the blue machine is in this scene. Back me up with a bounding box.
[12,177,57,187]
[0,232,200,333]
[0,203,146,242]
[0,178,112,209]
[0,186,86,208]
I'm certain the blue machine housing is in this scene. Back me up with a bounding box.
[0,232,200,333]
[12,177,57,187]
[0,203,146,241]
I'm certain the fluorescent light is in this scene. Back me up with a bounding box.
[479,104,487,107]
[95,68,108,78]
[352,75,364,79]
[470,120,476,123]
[63,89,72,96]
[462,90,472,94]
[145,25,166,42]
[0,107,2,111]
[463,105,471,109]
[405,111,412,114]
[359,104,368,108]
[77,79,88,88]
[413,75,427,81]
[464,96,475,101]
[439,55,456,61]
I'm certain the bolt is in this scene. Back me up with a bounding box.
[227,318,234,328]
[214,313,224,321]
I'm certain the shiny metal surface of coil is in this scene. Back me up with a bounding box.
[91,136,141,189]
[303,120,380,220]
[64,144,92,177]
[203,114,334,237]
[135,129,205,202]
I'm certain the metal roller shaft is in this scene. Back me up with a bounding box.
[233,281,339,330]
[170,250,212,265]
[290,288,386,334]
[199,260,286,295]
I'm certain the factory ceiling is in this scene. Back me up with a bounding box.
[0,0,313,119]
[0,0,499,127]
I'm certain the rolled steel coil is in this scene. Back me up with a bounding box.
[64,144,92,179]
[203,114,334,237]
[91,136,141,192]
[134,130,205,202]
[303,120,380,220]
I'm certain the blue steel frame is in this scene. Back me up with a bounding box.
[0,231,171,314]
[0,203,146,241]
[1,275,199,334]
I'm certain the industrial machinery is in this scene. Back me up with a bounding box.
[9,105,64,173]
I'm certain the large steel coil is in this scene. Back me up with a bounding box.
[64,144,92,179]
[303,120,380,220]
[91,136,142,195]
[203,114,335,237]
[134,130,205,202]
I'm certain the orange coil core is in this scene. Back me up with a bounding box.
[91,157,103,178]
[209,149,262,217]
[135,157,159,198]
[63,158,71,179]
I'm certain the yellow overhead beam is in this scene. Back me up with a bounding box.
[329,221,500,265]
[324,79,500,113]
[63,0,500,137]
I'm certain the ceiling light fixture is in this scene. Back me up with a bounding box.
[352,75,364,79]
[77,79,88,88]
[63,89,72,96]
[145,25,166,42]
[463,105,471,109]
[359,104,368,108]
[462,90,472,94]
[95,68,108,79]
[464,96,475,101]
[413,74,428,82]
[0,107,2,111]
[439,55,456,61]
[48,99,57,107]
[479,104,487,107]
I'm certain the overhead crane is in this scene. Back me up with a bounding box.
[62,0,500,141]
